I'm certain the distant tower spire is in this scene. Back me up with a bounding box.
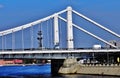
[37,25,43,50]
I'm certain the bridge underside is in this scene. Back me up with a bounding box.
[0,51,120,61]
[0,53,82,59]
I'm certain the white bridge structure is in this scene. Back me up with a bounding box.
[0,6,120,59]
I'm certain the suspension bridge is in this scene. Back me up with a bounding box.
[0,6,120,59]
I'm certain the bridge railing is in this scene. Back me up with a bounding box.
[0,47,118,51]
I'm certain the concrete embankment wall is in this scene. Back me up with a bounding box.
[58,58,120,76]
[77,64,120,76]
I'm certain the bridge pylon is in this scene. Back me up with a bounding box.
[67,6,74,49]
[54,14,59,49]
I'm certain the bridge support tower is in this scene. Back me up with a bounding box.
[54,14,59,49]
[67,6,74,49]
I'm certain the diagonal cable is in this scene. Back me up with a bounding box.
[72,10,120,38]
[59,16,118,48]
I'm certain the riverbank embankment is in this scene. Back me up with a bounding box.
[77,64,120,76]
[59,58,120,76]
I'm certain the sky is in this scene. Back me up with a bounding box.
[0,0,120,49]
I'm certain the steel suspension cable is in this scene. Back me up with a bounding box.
[40,22,43,48]
[2,34,4,51]
[30,26,33,50]
[47,20,49,48]
[59,16,117,48]
[22,28,24,50]
[12,31,15,51]
[38,24,40,49]
[59,19,62,48]
[50,19,53,48]
[4,35,6,50]
[0,9,67,37]
[72,10,120,38]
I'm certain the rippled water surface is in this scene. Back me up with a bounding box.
[0,64,119,78]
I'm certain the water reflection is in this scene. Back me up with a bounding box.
[0,74,119,78]
[62,75,119,78]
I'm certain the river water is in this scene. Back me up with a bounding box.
[0,64,119,78]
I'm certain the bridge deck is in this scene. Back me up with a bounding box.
[0,49,120,54]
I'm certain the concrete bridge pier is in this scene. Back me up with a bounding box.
[51,59,64,76]
[58,58,78,74]
[51,58,78,76]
